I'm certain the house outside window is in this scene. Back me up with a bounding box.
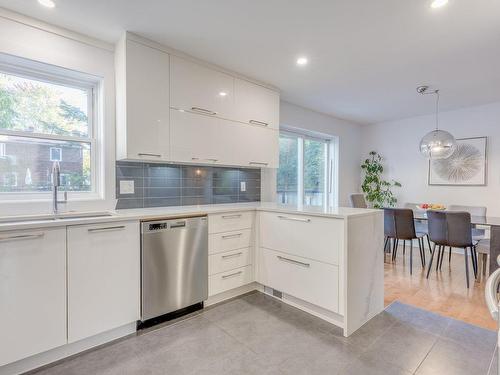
[49,147,62,162]
[0,55,98,195]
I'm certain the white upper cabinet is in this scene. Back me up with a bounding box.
[170,56,234,119]
[116,37,170,161]
[0,228,66,367]
[234,78,280,130]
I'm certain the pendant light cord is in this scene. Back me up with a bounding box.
[435,90,440,131]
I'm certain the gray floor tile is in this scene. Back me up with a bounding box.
[416,337,492,375]
[441,318,496,355]
[339,355,413,375]
[488,348,498,375]
[385,301,451,335]
[361,321,438,373]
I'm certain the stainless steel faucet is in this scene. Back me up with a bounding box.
[51,161,67,215]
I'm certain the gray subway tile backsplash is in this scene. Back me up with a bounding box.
[115,161,261,209]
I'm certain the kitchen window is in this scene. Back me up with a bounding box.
[0,56,98,196]
[277,130,337,207]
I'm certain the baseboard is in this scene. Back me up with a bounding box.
[0,323,136,375]
[205,282,261,306]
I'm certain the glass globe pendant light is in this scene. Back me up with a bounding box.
[417,86,456,159]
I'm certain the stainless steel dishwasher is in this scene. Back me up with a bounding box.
[141,216,208,323]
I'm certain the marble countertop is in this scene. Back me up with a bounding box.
[0,202,381,232]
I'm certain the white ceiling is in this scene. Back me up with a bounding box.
[1,0,499,124]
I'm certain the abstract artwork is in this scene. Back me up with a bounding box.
[428,136,487,186]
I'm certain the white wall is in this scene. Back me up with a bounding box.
[0,10,116,215]
[262,101,364,206]
[361,101,500,216]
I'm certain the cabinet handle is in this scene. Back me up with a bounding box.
[138,153,161,158]
[249,120,269,127]
[205,158,218,163]
[0,233,44,242]
[222,233,243,239]
[191,107,217,116]
[222,270,243,279]
[277,255,310,268]
[222,214,242,219]
[88,225,126,233]
[277,215,311,223]
[222,252,243,259]
[249,162,268,166]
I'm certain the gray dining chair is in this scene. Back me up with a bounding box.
[384,208,426,274]
[350,194,367,209]
[426,211,478,288]
[404,202,433,254]
[447,205,487,263]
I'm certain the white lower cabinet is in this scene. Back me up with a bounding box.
[0,228,66,367]
[259,248,339,313]
[209,265,253,296]
[209,247,252,275]
[67,221,140,343]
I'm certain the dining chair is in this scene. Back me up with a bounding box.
[426,211,478,288]
[404,202,433,254]
[350,194,367,209]
[384,208,426,274]
[447,205,487,264]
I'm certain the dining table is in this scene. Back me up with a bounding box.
[413,211,500,278]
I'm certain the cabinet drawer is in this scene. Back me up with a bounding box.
[259,248,339,313]
[209,229,252,254]
[209,211,254,234]
[209,265,253,296]
[259,211,342,265]
[209,248,252,275]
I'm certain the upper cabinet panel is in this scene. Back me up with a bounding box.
[116,38,170,161]
[234,78,279,130]
[170,56,234,119]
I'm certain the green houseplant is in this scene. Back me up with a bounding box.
[361,151,401,208]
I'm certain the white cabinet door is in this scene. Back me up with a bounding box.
[116,38,170,161]
[259,248,339,313]
[170,56,234,119]
[234,78,280,130]
[216,118,279,168]
[0,228,66,366]
[67,221,140,343]
[170,108,222,164]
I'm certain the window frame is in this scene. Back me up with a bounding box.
[278,129,338,208]
[0,55,100,201]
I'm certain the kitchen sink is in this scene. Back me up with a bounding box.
[0,211,115,224]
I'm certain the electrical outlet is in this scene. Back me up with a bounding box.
[120,180,135,194]
[240,181,246,192]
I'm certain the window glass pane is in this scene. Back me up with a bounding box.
[277,135,298,205]
[0,72,89,137]
[0,135,91,192]
[303,138,325,206]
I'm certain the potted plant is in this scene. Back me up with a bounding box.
[361,151,401,208]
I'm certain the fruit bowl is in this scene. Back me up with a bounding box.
[417,204,446,211]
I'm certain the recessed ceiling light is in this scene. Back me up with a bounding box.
[430,0,448,9]
[218,91,227,97]
[38,0,55,8]
[296,57,308,66]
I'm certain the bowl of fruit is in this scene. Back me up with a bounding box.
[417,203,446,211]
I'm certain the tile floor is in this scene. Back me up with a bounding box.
[31,292,497,375]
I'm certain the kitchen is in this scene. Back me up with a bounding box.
[0,1,499,375]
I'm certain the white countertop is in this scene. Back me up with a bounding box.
[0,202,380,232]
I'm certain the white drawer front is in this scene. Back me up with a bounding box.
[209,248,252,275]
[209,228,252,254]
[259,211,342,265]
[209,265,253,296]
[259,248,339,313]
[209,211,254,234]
